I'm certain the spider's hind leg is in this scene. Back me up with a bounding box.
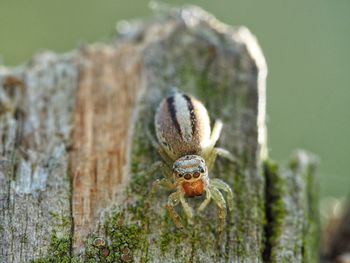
[210,120,223,148]
[204,147,236,172]
[203,120,236,170]
[215,148,236,163]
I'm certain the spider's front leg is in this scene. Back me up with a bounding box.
[197,187,212,212]
[148,161,176,196]
[179,193,194,225]
[142,161,176,214]
[166,191,184,229]
[209,186,227,233]
[211,178,234,212]
[197,179,234,215]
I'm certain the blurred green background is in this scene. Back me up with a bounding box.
[1,0,349,199]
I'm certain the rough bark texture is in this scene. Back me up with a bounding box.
[264,151,319,263]
[0,6,319,263]
[0,54,76,262]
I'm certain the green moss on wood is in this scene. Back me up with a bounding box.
[82,212,147,262]
[32,153,318,263]
[31,230,72,263]
[32,209,149,263]
[159,216,183,255]
[263,160,287,262]
[30,212,73,263]
[288,153,319,263]
[263,152,319,263]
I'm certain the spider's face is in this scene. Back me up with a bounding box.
[172,155,207,182]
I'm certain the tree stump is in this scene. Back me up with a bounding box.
[0,6,319,263]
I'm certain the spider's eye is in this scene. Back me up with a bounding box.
[200,167,205,173]
[184,174,192,180]
[193,172,200,178]
[173,170,182,177]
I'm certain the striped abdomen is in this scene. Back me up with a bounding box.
[155,93,211,160]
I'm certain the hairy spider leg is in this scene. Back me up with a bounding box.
[211,178,234,212]
[197,178,234,214]
[197,186,212,212]
[145,161,176,196]
[166,191,184,229]
[205,147,234,172]
[215,148,236,163]
[202,120,222,159]
[210,186,227,233]
[209,120,223,149]
[203,120,235,169]
[180,192,194,224]
[144,163,186,229]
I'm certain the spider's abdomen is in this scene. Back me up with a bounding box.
[155,93,211,160]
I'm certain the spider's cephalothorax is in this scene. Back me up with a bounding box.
[148,92,234,231]
[173,155,208,197]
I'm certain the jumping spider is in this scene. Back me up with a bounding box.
[147,92,234,232]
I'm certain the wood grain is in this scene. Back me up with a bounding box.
[70,45,141,250]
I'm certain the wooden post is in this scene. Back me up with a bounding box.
[0,6,319,262]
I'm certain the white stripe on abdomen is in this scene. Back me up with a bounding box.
[174,93,193,142]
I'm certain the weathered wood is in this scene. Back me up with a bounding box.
[70,44,141,251]
[264,151,319,263]
[0,6,319,263]
[0,53,76,262]
[119,8,268,262]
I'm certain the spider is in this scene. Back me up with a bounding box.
[146,92,234,231]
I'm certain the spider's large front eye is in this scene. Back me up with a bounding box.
[184,174,192,180]
[193,172,200,178]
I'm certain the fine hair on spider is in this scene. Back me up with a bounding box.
[145,91,235,232]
